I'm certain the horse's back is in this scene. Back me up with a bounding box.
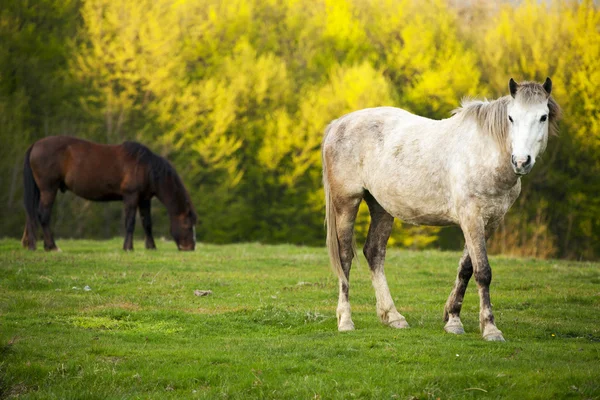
[323,107,435,156]
[322,107,458,225]
[28,136,141,200]
[323,106,438,174]
[325,106,429,136]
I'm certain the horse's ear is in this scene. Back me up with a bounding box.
[509,78,518,98]
[543,77,552,96]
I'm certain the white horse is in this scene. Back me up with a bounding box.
[322,78,561,341]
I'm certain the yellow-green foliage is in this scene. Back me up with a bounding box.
[0,0,599,258]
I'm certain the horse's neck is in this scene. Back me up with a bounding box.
[450,118,518,190]
[155,176,187,216]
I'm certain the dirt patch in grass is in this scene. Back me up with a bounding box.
[184,306,250,315]
[3,382,38,398]
[83,302,141,312]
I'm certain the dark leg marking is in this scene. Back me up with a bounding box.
[443,247,472,334]
[461,216,504,341]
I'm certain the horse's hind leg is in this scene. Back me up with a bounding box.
[21,224,34,250]
[139,198,156,250]
[332,194,362,331]
[21,225,29,248]
[122,194,139,251]
[38,188,59,251]
[443,247,472,334]
[363,192,409,329]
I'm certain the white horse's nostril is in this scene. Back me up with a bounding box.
[512,155,531,169]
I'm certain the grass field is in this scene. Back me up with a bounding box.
[0,238,599,399]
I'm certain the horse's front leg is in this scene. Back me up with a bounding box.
[139,198,156,250]
[460,214,505,341]
[443,247,472,334]
[364,193,408,328]
[122,194,139,251]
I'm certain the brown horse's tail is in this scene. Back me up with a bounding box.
[23,145,40,241]
[323,123,348,285]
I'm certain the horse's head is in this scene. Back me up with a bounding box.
[171,208,197,251]
[507,77,560,175]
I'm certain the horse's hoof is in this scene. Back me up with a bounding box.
[483,326,505,342]
[484,333,506,342]
[444,323,465,335]
[444,316,465,334]
[389,319,409,329]
[338,320,355,332]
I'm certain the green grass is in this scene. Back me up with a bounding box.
[1,239,599,399]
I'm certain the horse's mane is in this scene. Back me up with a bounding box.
[122,141,197,220]
[452,82,561,152]
[122,141,174,183]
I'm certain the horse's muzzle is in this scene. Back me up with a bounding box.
[511,154,533,175]
[177,244,195,251]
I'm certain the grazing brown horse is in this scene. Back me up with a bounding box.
[22,136,197,251]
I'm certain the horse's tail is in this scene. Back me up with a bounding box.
[23,145,40,234]
[323,123,348,285]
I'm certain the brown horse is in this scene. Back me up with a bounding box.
[22,136,197,251]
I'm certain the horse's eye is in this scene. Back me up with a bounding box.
[508,116,513,123]
[540,115,547,122]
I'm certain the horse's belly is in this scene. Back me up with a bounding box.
[66,179,124,202]
[400,212,456,226]
[367,173,458,226]
[80,192,124,202]
[389,202,457,226]
[371,190,456,226]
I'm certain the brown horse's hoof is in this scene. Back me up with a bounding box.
[22,240,36,250]
[22,235,35,250]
